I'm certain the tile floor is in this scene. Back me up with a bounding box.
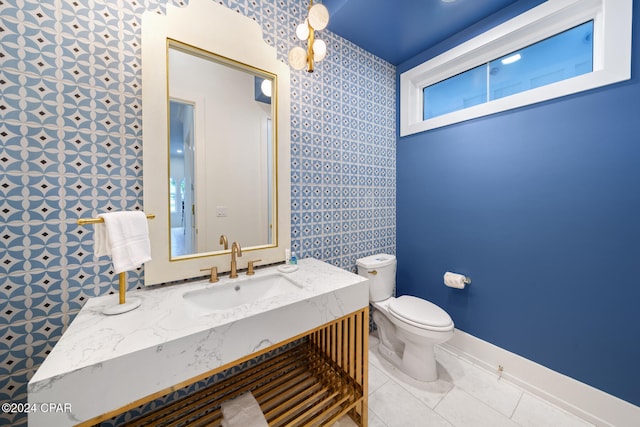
[334,334,595,427]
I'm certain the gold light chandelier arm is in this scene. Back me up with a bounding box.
[307,20,315,72]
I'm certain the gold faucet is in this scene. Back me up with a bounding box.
[219,234,228,250]
[230,241,242,278]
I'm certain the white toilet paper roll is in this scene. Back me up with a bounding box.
[444,272,469,289]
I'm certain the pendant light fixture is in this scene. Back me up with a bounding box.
[288,0,329,72]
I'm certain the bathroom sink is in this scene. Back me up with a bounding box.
[183,272,303,315]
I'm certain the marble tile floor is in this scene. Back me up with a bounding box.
[333,333,594,427]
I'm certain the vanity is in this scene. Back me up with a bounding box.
[29,1,370,424]
[28,258,369,426]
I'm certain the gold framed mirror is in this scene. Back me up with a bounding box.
[142,0,291,285]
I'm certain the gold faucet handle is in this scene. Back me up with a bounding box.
[200,267,219,283]
[246,259,262,276]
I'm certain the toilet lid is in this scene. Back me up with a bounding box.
[388,295,452,328]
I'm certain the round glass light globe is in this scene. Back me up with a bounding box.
[260,79,272,97]
[288,46,308,70]
[296,21,309,41]
[313,39,327,62]
[308,4,329,31]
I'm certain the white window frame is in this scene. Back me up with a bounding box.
[400,0,632,136]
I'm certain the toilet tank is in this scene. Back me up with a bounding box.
[356,254,396,302]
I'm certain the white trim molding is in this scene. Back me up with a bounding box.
[442,329,640,427]
[400,0,632,136]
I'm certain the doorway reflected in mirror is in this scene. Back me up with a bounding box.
[169,100,195,257]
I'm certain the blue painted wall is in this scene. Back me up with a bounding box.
[397,1,640,407]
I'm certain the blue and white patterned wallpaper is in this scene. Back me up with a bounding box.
[0,0,395,425]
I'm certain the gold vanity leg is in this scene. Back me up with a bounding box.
[349,314,356,379]
[361,308,369,426]
[343,317,349,376]
[336,320,343,369]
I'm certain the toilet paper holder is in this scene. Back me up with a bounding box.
[443,272,472,289]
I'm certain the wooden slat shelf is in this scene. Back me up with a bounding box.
[109,308,368,427]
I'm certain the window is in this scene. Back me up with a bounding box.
[422,21,594,121]
[423,64,487,120]
[401,0,632,136]
[489,21,593,101]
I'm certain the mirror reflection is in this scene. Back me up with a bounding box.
[168,42,276,259]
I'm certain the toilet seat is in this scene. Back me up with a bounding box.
[388,295,454,332]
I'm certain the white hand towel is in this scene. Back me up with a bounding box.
[220,392,268,427]
[93,211,151,274]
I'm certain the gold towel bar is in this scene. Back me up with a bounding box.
[76,213,155,313]
[77,213,156,225]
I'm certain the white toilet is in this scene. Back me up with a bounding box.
[356,254,454,382]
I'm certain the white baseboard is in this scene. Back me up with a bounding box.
[440,328,640,427]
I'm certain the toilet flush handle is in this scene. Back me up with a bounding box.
[368,270,377,275]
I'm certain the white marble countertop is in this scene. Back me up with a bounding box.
[28,258,368,426]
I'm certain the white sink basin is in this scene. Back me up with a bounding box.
[183,272,303,315]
